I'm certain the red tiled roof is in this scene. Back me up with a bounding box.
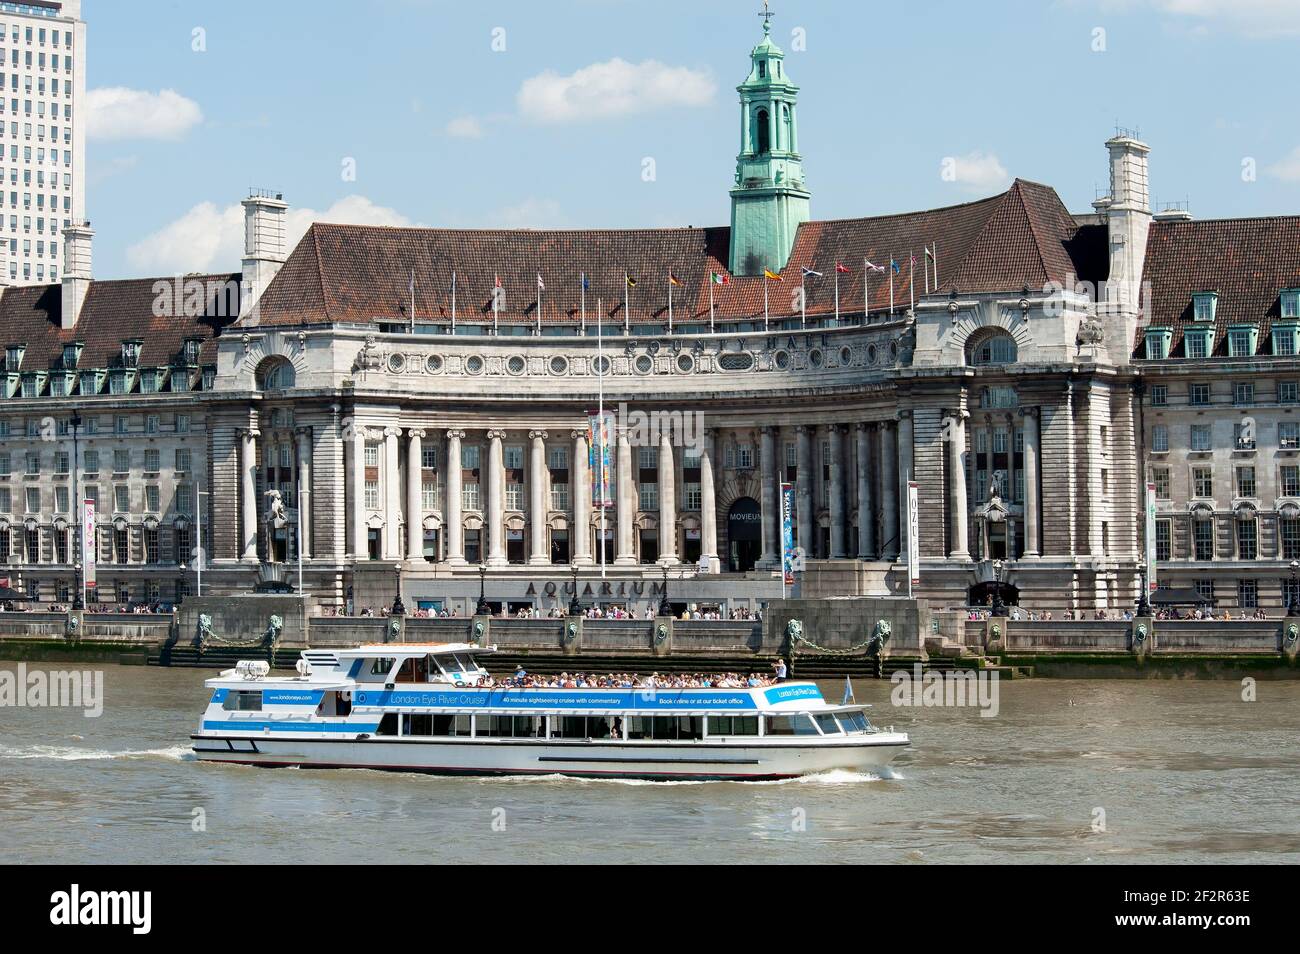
[1137,216,1300,358]
[252,179,1106,327]
[0,274,239,375]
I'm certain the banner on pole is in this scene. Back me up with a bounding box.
[587,410,615,509]
[82,498,97,589]
[1145,480,1158,593]
[907,481,920,586]
[780,481,796,584]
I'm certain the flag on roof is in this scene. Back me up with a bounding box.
[711,272,731,285]
[625,273,637,288]
[669,272,683,286]
[889,259,901,274]
[580,273,590,291]
[835,262,851,273]
[536,273,545,290]
[802,267,823,278]
[865,260,886,273]
[494,274,502,288]
[764,269,783,281]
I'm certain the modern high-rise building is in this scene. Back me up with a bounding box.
[0,0,85,285]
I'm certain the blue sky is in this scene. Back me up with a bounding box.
[85,0,1300,279]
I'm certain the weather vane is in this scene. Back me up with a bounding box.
[759,0,775,31]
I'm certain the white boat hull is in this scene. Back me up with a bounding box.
[191,734,909,780]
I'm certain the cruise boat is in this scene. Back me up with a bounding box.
[190,643,910,781]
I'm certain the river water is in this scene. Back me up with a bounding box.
[2,663,1298,864]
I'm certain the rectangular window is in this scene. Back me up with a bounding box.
[550,482,569,511]
[505,482,523,510]
[1189,383,1211,406]
[639,482,659,512]
[1238,579,1258,609]
[143,449,160,473]
[685,482,702,511]
[1150,385,1168,407]
[1237,520,1257,560]
[25,486,39,513]
[1193,467,1213,498]
[1282,423,1300,450]
[144,528,160,564]
[1234,423,1255,450]
[1153,468,1171,500]
[503,445,523,470]
[1279,381,1300,405]
[114,485,129,512]
[83,450,98,474]
[1282,518,1300,560]
[364,480,379,509]
[1190,424,1211,452]
[1193,519,1214,561]
[364,443,379,467]
[1155,519,1171,562]
[1186,333,1209,359]
[462,482,480,510]
[421,446,438,470]
[1282,465,1300,497]
[113,449,129,473]
[175,449,192,473]
[145,485,160,512]
[1151,424,1169,453]
[1236,466,1256,498]
[421,478,438,510]
[461,445,480,469]
[1234,382,1254,406]
[176,483,194,516]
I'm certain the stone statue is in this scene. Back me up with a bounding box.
[265,489,288,529]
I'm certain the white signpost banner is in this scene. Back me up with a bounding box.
[82,498,97,599]
[1145,480,1157,594]
[907,480,920,593]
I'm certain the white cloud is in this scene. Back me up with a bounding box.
[486,198,565,229]
[945,151,1011,193]
[1078,0,1300,37]
[445,115,485,139]
[127,195,414,274]
[1266,146,1300,183]
[85,87,203,141]
[517,58,714,123]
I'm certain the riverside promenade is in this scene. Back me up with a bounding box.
[2,595,1298,678]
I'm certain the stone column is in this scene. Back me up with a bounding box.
[350,423,366,559]
[948,409,970,559]
[700,428,719,572]
[796,424,814,556]
[1022,407,1040,557]
[405,428,424,561]
[444,429,465,564]
[383,426,401,559]
[658,430,678,563]
[240,427,259,562]
[572,429,592,565]
[856,423,875,558]
[486,429,506,566]
[880,421,899,560]
[828,424,846,558]
[528,430,549,565]
[615,429,635,564]
[758,426,777,566]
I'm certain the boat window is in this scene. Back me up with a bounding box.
[358,657,397,682]
[476,715,544,738]
[836,711,871,734]
[315,691,352,717]
[812,713,841,735]
[453,653,479,674]
[221,690,262,711]
[552,716,612,739]
[706,715,759,736]
[764,713,818,736]
[402,714,434,735]
[625,715,703,740]
[395,656,430,683]
[376,713,399,736]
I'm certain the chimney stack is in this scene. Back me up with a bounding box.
[61,221,94,330]
[1099,131,1152,364]
[240,191,288,321]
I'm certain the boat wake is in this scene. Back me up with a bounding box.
[0,743,194,762]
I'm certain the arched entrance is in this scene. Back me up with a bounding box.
[967,581,1020,608]
[727,497,762,572]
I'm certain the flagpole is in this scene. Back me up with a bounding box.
[493,276,499,335]
[933,243,939,290]
[889,257,895,316]
[597,296,606,581]
[451,270,457,332]
[667,273,673,335]
[580,272,586,335]
[909,251,915,314]
[409,268,415,334]
[863,258,869,325]
[709,280,715,334]
[536,277,542,336]
[834,269,840,323]
[623,273,630,336]
[923,248,930,295]
[800,272,806,329]
[763,274,770,332]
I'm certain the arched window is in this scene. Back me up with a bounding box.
[257,358,295,391]
[968,332,1017,366]
[755,108,770,154]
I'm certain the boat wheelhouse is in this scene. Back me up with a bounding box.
[191,643,909,780]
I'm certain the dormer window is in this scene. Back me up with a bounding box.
[1274,322,1299,356]
[758,61,766,78]
[4,344,23,372]
[1184,325,1212,359]
[120,340,142,368]
[1145,327,1172,360]
[1283,289,1300,320]
[61,341,81,369]
[1227,324,1258,358]
[183,337,201,364]
[1192,291,1218,324]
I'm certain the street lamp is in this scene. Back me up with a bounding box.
[1136,563,1152,617]
[391,562,406,616]
[658,563,672,617]
[1289,560,1299,617]
[989,558,1007,617]
[568,562,582,616]
[475,562,490,616]
[70,411,83,609]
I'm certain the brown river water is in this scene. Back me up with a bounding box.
[1,663,1298,864]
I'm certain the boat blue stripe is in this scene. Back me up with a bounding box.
[351,688,767,710]
[201,720,378,733]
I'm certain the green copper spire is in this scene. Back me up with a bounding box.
[728,4,810,277]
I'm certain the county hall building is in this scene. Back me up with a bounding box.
[2,17,1299,616]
